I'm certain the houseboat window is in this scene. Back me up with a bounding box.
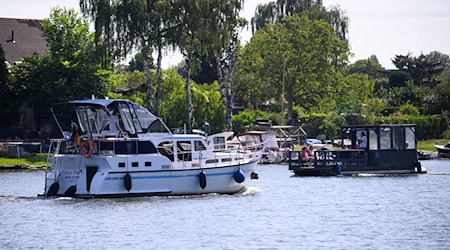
[405,127,416,149]
[132,162,139,167]
[206,159,218,164]
[157,141,174,162]
[177,141,192,161]
[118,162,125,168]
[194,140,206,151]
[369,130,378,150]
[379,127,391,150]
[145,161,152,167]
[393,127,405,150]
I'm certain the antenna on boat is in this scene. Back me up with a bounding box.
[50,107,65,137]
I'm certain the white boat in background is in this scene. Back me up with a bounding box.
[434,142,450,158]
[237,131,284,164]
[42,99,262,198]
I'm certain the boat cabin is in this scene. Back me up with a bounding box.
[289,124,422,176]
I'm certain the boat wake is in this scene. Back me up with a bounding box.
[428,172,450,175]
[0,195,40,202]
[238,186,261,195]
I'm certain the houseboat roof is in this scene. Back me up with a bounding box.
[342,124,416,129]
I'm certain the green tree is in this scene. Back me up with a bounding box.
[426,51,450,70]
[0,44,17,127]
[0,44,7,85]
[208,0,246,132]
[251,0,348,40]
[174,0,244,132]
[9,8,107,136]
[238,14,349,124]
[158,69,225,132]
[431,71,450,115]
[347,55,388,95]
[347,56,385,79]
[336,73,374,114]
[81,0,175,116]
[392,53,444,87]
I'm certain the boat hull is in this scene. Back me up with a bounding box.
[293,165,419,176]
[45,155,258,198]
[435,145,450,158]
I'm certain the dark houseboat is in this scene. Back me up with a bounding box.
[288,124,424,176]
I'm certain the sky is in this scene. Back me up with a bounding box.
[1,0,450,69]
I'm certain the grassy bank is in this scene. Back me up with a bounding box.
[0,139,448,168]
[417,139,448,152]
[0,153,48,168]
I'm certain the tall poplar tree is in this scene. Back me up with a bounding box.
[80,0,175,116]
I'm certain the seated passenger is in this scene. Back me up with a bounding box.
[301,147,314,164]
[307,145,315,158]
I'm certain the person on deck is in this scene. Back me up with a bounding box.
[301,146,314,165]
[359,132,367,149]
[307,145,315,158]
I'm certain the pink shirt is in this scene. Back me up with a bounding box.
[301,150,309,158]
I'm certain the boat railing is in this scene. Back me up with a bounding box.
[49,137,161,156]
[289,149,368,169]
[206,140,266,166]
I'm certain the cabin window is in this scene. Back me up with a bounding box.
[157,141,174,162]
[137,141,157,154]
[132,162,139,167]
[369,130,378,150]
[213,137,225,151]
[118,162,125,168]
[405,127,416,149]
[380,128,392,150]
[194,140,206,151]
[177,141,192,161]
[145,161,152,167]
[222,158,232,162]
[206,159,218,164]
[393,127,406,150]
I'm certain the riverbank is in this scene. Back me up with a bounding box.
[0,153,47,170]
[0,139,447,170]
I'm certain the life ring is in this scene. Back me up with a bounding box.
[82,139,94,158]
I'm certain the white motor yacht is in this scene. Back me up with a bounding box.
[43,99,262,198]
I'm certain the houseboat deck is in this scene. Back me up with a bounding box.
[288,124,425,176]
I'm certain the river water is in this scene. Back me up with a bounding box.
[0,160,449,249]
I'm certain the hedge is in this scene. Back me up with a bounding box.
[376,115,449,140]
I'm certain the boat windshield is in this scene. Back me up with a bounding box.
[71,100,171,136]
[76,106,110,135]
[114,101,170,134]
[117,102,138,134]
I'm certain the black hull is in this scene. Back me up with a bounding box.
[435,146,450,158]
[292,165,418,176]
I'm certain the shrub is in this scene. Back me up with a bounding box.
[398,103,420,116]
[377,115,449,140]
[232,110,270,134]
[442,129,450,140]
